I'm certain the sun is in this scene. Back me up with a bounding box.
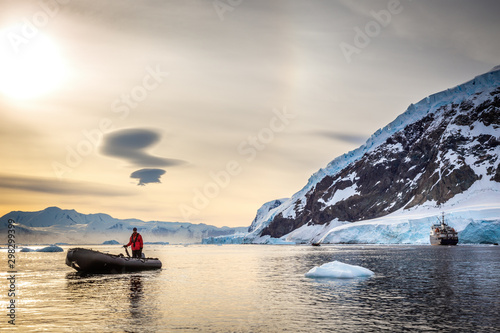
[0,31,66,100]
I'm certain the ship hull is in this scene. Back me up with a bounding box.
[430,236,458,246]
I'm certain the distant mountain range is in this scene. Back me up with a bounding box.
[0,206,246,244]
[204,66,500,245]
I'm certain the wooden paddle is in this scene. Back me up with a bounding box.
[124,246,131,258]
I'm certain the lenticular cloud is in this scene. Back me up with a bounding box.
[101,128,186,167]
[130,168,166,186]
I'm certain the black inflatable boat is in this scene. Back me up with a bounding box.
[66,248,162,273]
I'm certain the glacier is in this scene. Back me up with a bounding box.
[204,209,500,245]
[204,156,500,245]
[460,220,500,244]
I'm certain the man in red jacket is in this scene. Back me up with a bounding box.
[124,227,143,258]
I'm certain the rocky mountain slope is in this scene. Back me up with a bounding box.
[205,66,500,244]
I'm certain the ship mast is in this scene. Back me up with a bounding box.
[435,212,446,226]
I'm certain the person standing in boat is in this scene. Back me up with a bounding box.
[124,227,143,258]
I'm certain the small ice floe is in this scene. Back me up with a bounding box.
[305,260,374,279]
[20,245,64,253]
[20,247,35,252]
[38,245,64,252]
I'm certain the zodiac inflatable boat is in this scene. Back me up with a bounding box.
[66,248,162,273]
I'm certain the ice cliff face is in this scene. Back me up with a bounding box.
[239,66,500,244]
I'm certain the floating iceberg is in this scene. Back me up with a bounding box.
[20,245,64,252]
[37,245,64,252]
[20,247,35,252]
[305,261,374,279]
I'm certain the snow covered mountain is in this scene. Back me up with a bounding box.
[205,66,500,245]
[0,207,246,244]
[247,198,288,233]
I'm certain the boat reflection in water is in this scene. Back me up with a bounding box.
[430,213,458,245]
[129,275,143,319]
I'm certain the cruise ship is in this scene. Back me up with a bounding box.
[430,213,458,245]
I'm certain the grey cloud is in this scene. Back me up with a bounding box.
[315,131,367,145]
[0,174,133,197]
[101,129,186,167]
[130,169,166,186]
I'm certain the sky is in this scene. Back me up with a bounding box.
[0,0,499,228]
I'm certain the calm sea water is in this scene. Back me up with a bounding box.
[1,244,499,332]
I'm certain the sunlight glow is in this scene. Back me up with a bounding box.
[0,31,66,99]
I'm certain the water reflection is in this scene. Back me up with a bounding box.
[9,245,499,332]
[64,271,161,332]
[309,275,372,288]
[128,275,143,319]
[267,245,500,332]
[65,272,128,295]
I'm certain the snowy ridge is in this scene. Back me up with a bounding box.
[0,207,247,244]
[247,198,288,235]
[488,65,500,73]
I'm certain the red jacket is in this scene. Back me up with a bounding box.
[126,232,143,250]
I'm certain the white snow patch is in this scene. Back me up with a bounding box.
[323,184,359,206]
[389,142,404,152]
[247,198,289,234]
[373,157,388,166]
[251,235,295,245]
[283,219,348,243]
